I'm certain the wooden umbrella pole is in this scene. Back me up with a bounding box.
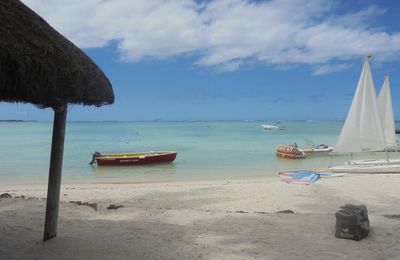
[43,104,68,241]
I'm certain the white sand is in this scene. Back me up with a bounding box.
[1,174,400,259]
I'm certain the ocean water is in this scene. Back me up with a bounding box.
[1,121,398,185]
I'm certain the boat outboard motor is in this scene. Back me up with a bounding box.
[335,204,369,241]
[89,152,101,165]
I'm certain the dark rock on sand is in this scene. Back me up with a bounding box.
[235,210,248,214]
[107,204,124,210]
[276,210,295,213]
[383,214,400,219]
[69,201,98,211]
[0,193,12,198]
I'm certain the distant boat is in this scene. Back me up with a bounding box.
[276,145,306,159]
[90,151,177,166]
[329,55,399,173]
[261,124,285,130]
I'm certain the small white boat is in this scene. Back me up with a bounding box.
[300,144,334,154]
[261,124,284,130]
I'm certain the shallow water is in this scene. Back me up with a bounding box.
[1,121,399,184]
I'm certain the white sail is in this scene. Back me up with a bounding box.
[334,56,386,153]
[377,76,396,148]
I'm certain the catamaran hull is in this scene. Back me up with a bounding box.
[329,164,400,173]
[349,158,400,165]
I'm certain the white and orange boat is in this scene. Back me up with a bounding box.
[275,145,306,159]
[90,151,177,166]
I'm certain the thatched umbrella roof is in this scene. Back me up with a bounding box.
[0,0,115,241]
[0,0,114,107]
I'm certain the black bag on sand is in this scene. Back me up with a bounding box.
[335,204,370,241]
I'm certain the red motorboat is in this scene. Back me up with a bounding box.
[90,151,177,166]
[275,145,306,159]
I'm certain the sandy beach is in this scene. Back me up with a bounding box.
[1,174,400,260]
[3,0,400,259]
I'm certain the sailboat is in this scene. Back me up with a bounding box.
[329,55,400,173]
[349,75,400,166]
[377,75,397,151]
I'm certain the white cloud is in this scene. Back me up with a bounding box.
[327,5,386,29]
[312,63,353,75]
[22,0,400,73]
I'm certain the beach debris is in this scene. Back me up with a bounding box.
[276,210,295,214]
[383,214,400,219]
[279,171,346,185]
[107,204,124,210]
[279,171,319,185]
[235,210,248,214]
[69,201,98,211]
[319,173,346,178]
[335,204,369,241]
[0,193,12,199]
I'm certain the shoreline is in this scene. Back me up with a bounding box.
[0,167,280,187]
[2,174,400,213]
[1,174,400,259]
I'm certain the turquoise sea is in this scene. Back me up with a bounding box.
[1,121,398,185]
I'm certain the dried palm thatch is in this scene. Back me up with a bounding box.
[0,0,114,107]
[0,0,115,241]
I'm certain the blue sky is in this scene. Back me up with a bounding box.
[2,0,400,121]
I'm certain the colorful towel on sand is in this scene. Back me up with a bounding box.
[278,171,320,185]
